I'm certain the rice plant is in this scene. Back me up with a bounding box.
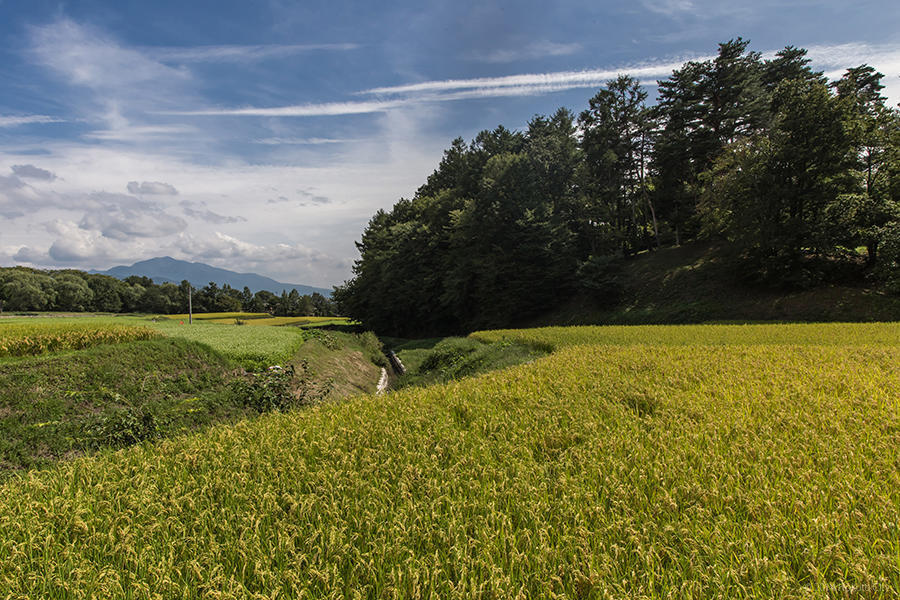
[0,322,158,358]
[0,322,896,597]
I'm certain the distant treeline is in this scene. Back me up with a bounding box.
[0,267,336,316]
[334,38,900,336]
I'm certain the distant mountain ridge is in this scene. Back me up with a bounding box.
[91,257,332,297]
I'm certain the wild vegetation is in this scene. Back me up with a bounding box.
[0,322,896,597]
[334,39,900,336]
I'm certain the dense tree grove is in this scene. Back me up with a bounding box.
[335,39,900,336]
[0,267,336,316]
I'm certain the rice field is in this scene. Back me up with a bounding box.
[0,321,158,359]
[472,321,900,349]
[0,322,896,597]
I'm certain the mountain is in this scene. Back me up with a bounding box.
[92,257,332,297]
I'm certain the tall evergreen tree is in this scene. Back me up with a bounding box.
[579,75,650,255]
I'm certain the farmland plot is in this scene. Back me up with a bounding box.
[0,322,897,597]
[0,321,158,359]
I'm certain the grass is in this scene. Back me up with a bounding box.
[147,320,306,369]
[0,338,244,475]
[292,331,385,399]
[0,321,158,359]
[1,322,897,597]
[0,323,385,477]
[389,336,548,389]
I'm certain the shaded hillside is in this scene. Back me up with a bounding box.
[535,243,900,326]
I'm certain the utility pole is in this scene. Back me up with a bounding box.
[188,284,193,324]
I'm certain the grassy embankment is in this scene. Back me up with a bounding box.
[538,242,900,326]
[0,322,897,597]
[385,336,548,389]
[0,317,383,477]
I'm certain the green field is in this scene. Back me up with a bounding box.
[0,322,897,597]
[148,320,305,369]
[0,315,310,369]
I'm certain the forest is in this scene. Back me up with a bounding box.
[0,267,336,317]
[334,39,900,336]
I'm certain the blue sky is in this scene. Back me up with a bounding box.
[1,1,898,287]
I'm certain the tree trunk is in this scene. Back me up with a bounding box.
[646,195,660,249]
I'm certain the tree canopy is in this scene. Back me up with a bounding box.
[335,39,900,336]
[0,267,337,317]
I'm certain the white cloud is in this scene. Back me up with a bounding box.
[162,58,705,119]
[0,124,440,285]
[361,59,701,97]
[164,99,408,117]
[472,41,583,64]
[29,19,189,96]
[13,246,48,263]
[11,164,57,181]
[253,137,356,145]
[45,219,122,262]
[805,42,900,106]
[26,19,199,147]
[147,43,359,63]
[181,201,246,224]
[267,187,331,206]
[142,42,900,122]
[176,231,329,264]
[83,125,199,142]
[127,181,179,195]
[0,115,65,128]
[77,192,187,240]
[639,0,696,15]
[0,172,61,218]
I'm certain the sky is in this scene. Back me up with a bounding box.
[1,1,899,288]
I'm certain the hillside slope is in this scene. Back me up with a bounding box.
[537,243,900,326]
